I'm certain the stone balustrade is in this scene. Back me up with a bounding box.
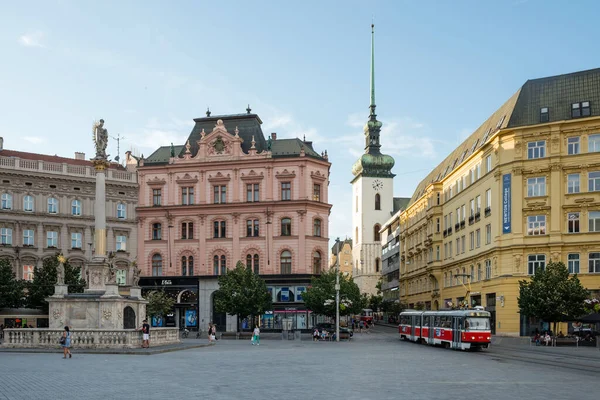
[1,328,179,349]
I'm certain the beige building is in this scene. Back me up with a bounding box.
[0,137,138,284]
[399,68,600,336]
[329,239,353,276]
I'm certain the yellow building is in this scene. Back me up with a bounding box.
[329,239,353,276]
[399,68,600,336]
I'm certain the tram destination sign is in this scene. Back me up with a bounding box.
[502,173,511,234]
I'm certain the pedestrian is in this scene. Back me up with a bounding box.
[359,320,364,333]
[313,328,320,342]
[207,323,213,343]
[61,326,72,359]
[209,324,217,344]
[252,325,261,346]
[140,319,150,348]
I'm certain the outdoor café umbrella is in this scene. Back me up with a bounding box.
[578,313,600,323]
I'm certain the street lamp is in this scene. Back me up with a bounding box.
[335,237,340,342]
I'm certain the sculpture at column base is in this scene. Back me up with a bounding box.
[52,284,69,297]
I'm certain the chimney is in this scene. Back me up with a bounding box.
[0,137,3,150]
[271,133,277,140]
[74,152,85,160]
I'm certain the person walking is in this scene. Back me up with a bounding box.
[252,325,261,346]
[61,326,72,359]
[208,323,216,344]
[140,319,150,348]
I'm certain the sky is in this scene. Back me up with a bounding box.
[1,0,600,250]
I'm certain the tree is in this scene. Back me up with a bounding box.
[213,261,272,332]
[0,258,25,310]
[302,269,363,320]
[518,261,589,335]
[367,294,383,312]
[26,255,86,312]
[145,290,175,319]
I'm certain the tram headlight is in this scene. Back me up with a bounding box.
[487,336,491,340]
[471,336,475,340]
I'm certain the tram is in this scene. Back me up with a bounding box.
[399,309,492,350]
[360,309,374,325]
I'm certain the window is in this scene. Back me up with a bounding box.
[23,265,34,281]
[527,141,546,159]
[375,193,381,210]
[436,245,440,261]
[589,211,600,232]
[314,219,322,237]
[476,196,481,214]
[589,253,600,273]
[568,253,580,274]
[0,228,12,245]
[313,251,322,274]
[246,184,260,202]
[116,270,126,285]
[527,215,546,235]
[448,241,453,257]
[281,218,291,236]
[47,231,58,248]
[470,265,474,281]
[485,189,491,212]
[436,218,440,233]
[22,229,34,246]
[470,199,475,218]
[117,203,126,219]
[589,134,600,153]
[485,224,491,244]
[213,185,227,204]
[355,196,358,213]
[485,259,491,280]
[213,221,226,238]
[469,232,474,250]
[246,219,260,237]
[23,195,34,211]
[1,193,12,209]
[152,254,162,276]
[213,256,219,275]
[245,254,260,274]
[181,222,194,240]
[477,264,482,281]
[568,174,580,194]
[152,223,162,240]
[152,189,161,206]
[181,187,194,205]
[475,229,481,248]
[71,199,81,216]
[71,232,82,249]
[589,172,600,192]
[567,213,580,233]
[280,251,292,274]
[373,224,380,241]
[527,177,546,197]
[540,107,549,123]
[455,238,460,254]
[47,197,58,214]
[461,235,466,254]
[528,254,546,275]
[181,256,190,276]
[281,182,291,201]
[313,184,321,201]
[116,235,127,251]
[485,155,492,173]
[571,101,591,118]
[567,137,580,155]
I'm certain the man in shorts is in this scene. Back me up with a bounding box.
[140,319,150,348]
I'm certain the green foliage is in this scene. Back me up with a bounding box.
[367,294,383,311]
[375,278,383,295]
[0,258,25,309]
[213,261,272,330]
[26,256,86,312]
[302,269,363,319]
[518,261,589,325]
[145,290,176,318]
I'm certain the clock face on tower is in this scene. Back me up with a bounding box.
[372,179,383,191]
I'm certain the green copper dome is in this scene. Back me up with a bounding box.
[352,152,395,177]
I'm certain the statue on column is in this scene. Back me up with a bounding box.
[131,261,141,287]
[93,119,109,160]
[56,254,66,285]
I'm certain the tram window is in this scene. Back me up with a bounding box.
[400,316,408,325]
[434,317,441,327]
[466,317,490,330]
[441,317,451,328]
[423,317,430,327]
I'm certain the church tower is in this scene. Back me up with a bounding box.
[350,24,395,296]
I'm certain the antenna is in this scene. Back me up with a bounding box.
[110,132,124,163]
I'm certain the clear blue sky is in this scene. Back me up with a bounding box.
[1,0,599,248]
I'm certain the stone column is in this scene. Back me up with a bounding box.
[93,160,109,258]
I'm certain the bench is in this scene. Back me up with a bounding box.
[553,337,579,346]
[219,332,253,340]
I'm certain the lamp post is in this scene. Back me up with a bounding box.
[335,237,340,342]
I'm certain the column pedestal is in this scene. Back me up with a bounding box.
[53,284,69,297]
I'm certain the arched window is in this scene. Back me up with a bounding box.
[449,271,453,287]
[188,256,194,275]
[71,199,81,216]
[246,254,252,270]
[246,254,260,274]
[375,258,380,273]
[374,224,381,242]
[281,218,291,236]
[455,269,460,285]
[47,197,58,214]
[213,220,226,238]
[313,251,322,274]
[152,254,162,276]
[1,193,12,210]
[152,223,162,240]
[117,203,126,219]
[470,265,474,281]
[313,219,322,237]
[355,227,358,243]
[213,255,219,275]
[477,263,482,281]
[181,256,187,276]
[220,255,227,275]
[23,195,34,212]
[375,193,381,210]
[253,254,259,274]
[280,250,292,274]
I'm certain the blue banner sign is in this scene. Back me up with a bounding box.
[502,173,511,234]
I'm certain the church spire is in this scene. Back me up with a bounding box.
[369,23,376,120]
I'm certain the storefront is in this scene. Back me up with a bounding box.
[140,277,199,330]
[0,309,48,328]
[258,275,313,332]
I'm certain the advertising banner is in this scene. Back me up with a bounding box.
[502,173,511,234]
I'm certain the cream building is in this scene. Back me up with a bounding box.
[328,238,353,276]
[399,68,600,336]
[0,137,138,284]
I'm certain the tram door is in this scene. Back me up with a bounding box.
[452,317,462,349]
[426,316,434,344]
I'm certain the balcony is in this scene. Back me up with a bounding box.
[454,223,460,232]
[447,227,453,236]
[443,229,448,238]
[468,216,475,225]
[460,220,466,229]
[485,207,491,217]
[475,212,481,222]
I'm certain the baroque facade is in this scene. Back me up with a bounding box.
[398,68,600,336]
[0,138,138,283]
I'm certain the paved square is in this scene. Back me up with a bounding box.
[0,327,598,400]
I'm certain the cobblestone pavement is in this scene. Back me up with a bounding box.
[0,326,598,400]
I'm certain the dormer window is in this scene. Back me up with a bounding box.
[572,101,591,118]
[540,107,549,123]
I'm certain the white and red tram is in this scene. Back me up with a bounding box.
[399,309,492,350]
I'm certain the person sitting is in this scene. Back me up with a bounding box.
[558,331,565,338]
[313,328,320,342]
[543,332,551,346]
[534,333,541,346]
[321,330,329,341]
